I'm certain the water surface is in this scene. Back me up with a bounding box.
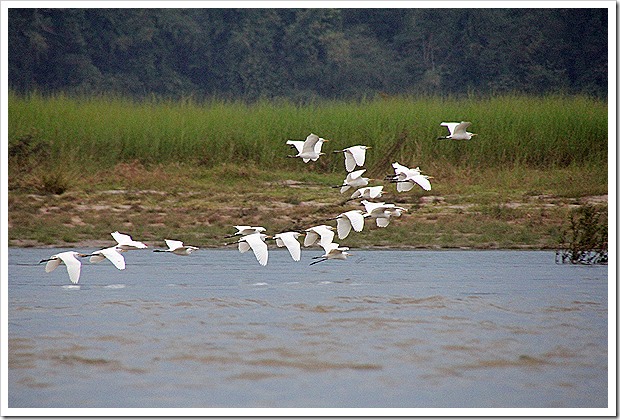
[7,248,608,408]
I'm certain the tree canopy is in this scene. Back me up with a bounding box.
[8,8,608,100]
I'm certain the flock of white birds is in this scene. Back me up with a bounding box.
[40,121,476,284]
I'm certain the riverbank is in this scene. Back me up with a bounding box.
[7,162,608,250]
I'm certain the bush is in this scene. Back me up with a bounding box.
[556,204,608,265]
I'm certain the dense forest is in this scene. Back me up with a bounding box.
[8,8,608,100]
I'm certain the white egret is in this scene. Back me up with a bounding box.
[154,239,199,256]
[111,231,148,250]
[310,242,352,265]
[438,121,477,140]
[334,210,366,240]
[361,200,407,227]
[288,133,328,162]
[273,231,302,261]
[333,145,371,172]
[40,251,88,284]
[226,225,267,238]
[350,185,384,200]
[286,136,327,163]
[89,246,126,270]
[333,169,370,193]
[304,225,335,248]
[387,162,432,192]
[238,233,270,266]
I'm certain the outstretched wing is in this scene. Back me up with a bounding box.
[397,181,415,192]
[369,186,384,198]
[276,232,301,261]
[345,210,365,232]
[164,239,184,251]
[314,138,325,154]
[336,216,352,240]
[243,234,268,266]
[411,174,432,191]
[349,146,367,167]
[453,121,472,136]
[347,169,366,182]
[98,247,126,270]
[440,122,460,135]
[344,150,357,172]
[238,241,251,254]
[314,226,335,247]
[320,241,340,254]
[392,162,410,175]
[304,230,319,247]
[45,257,61,273]
[57,252,82,284]
[301,134,320,154]
[286,140,305,154]
[111,231,132,245]
[376,217,391,228]
[112,231,147,248]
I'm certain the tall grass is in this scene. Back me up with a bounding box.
[8,91,607,174]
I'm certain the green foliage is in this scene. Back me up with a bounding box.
[556,205,608,265]
[8,9,608,99]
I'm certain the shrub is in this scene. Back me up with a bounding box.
[556,204,608,265]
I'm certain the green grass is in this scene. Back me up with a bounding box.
[9,91,607,176]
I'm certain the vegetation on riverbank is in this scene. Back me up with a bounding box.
[8,93,608,249]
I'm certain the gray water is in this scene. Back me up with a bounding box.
[7,248,608,409]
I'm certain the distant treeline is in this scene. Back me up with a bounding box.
[8,8,608,100]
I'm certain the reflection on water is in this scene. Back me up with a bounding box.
[7,249,608,409]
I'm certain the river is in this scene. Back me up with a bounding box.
[6,248,608,411]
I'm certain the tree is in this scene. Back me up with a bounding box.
[8,8,609,99]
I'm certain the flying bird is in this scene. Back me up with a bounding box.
[111,231,148,250]
[40,251,88,284]
[225,225,267,238]
[438,121,477,140]
[154,239,199,256]
[238,233,270,266]
[273,231,302,261]
[333,145,371,172]
[310,242,352,265]
[304,225,336,248]
[349,185,384,200]
[387,162,432,192]
[333,169,370,194]
[89,246,126,270]
[286,136,327,163]
[334,210,366,240]
[288,133,328,162]
[361,200,407,227]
